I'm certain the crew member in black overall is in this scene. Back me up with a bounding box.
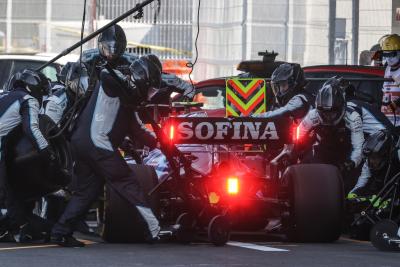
[50,56,162,247]
[297,78,364,185]
[253,63,313,122]
[0,69,54,242]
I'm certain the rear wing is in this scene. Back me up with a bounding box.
[163,117,292,148]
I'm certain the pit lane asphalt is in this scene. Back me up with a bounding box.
[0,234,398,267]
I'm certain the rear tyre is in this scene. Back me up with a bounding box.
[284,164,344,242]
[370,220,400,251]
[175,212,195,244]
[102,164,159,243]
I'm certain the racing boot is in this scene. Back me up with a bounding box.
[13,223,47,243]
[50,234,85,247]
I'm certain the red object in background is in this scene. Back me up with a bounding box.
[162,59,193,82]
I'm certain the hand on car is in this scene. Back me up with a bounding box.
[40,146,57,162]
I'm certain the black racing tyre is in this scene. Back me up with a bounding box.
[208,215,230,246]
[5,115,72,201]
[102,164,159,243]
[175,212,195,244]
[284,164,344,242]
[370,220,400,251]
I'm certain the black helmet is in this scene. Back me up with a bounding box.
[271,63,306,105]
[129,56,162,102]
[143,54,163,72]
[65,62,89,97]
[16,69,50,101]
[315,77,346,126]
[363,130,393,171]
[98,24,127,61]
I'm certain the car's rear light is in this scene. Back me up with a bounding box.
[293,124,300,143]
[227,177,239,195]
[169,124,175,141]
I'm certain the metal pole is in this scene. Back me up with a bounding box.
[328,0,336,64]
[6,0,12,53]
[352,0,359,65]
[46,0,52,52]
[37,0,156,71]
[242,0,248,60]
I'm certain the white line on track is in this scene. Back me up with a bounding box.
[227,241,289,252]
[0,244,59,251]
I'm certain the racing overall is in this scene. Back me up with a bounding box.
[41,85,69,125]
[298,108,364,169]
[348,100,397,194]
[382,65,400,126]
[0,89,49,229]
[51,70,160,239]
[253,93,313,122]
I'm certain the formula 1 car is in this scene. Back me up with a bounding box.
[102,102,344,245]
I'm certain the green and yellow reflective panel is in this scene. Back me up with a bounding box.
[225,78,266,117]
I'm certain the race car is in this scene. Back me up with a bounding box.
[99,98,344,246]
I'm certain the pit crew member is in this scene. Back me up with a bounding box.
[50,56,161,247]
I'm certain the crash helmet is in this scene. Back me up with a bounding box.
[65,62,89,98]
[363,130,393,171]
[143,54,163,72]
[270,63,306,105]
[129,55,162,102]
[15,69,51,101]
[315,77,346,126]
[97,24,127,61]
[381,34,400,67]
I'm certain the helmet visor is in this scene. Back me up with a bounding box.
[382,51,398,58]
[101,41,118,60]
[271,80,290,97]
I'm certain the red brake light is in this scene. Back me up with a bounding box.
[169,124,175,141]
[227,177,239,195]
[293,125,300,143]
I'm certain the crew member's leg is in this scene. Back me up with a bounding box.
[92,150,160,240]
[51,157,103,246]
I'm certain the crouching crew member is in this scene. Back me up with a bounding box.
[0,69,53,242]
[298,77,364,175]
[50,56,162,247]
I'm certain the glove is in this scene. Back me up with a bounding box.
[40,146,57,162]
[339,160,355,172]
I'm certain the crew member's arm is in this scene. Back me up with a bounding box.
[253,95,308,120]
[20,96,49,151]
[129,112,158,150]
[349,162,371,194]
[345,109,364,167]
[297,109,319,140]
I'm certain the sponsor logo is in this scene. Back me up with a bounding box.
[165,118,287,144]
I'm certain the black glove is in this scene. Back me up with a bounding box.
[339,160,355,172]
[40,146,57,162]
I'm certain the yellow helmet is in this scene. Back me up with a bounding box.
[381,34,400,51]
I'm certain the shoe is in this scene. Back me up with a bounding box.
[50,234,85,247]
[14,223,47,243]
[0,230,14,242]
